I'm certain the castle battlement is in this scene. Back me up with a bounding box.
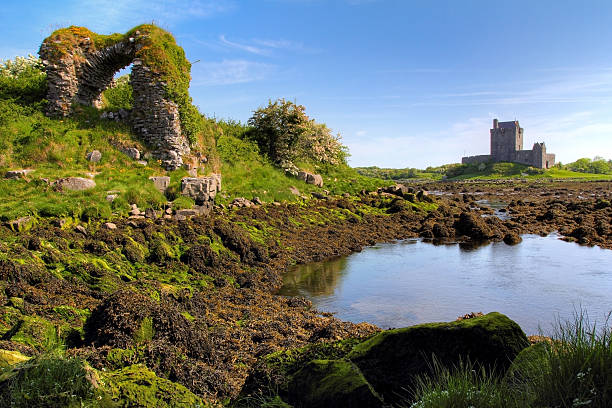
[462,119,555,169]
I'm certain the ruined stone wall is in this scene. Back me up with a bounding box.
[461,154,491,165]
[39,28,190,170]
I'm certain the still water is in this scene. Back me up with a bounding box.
[279,234,612,334]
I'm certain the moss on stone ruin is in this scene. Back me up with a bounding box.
[40,24,202,169]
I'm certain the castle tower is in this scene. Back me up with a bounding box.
[490,119,523,162]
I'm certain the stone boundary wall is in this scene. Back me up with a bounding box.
[39,29,190,170]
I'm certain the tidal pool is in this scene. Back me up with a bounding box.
[279,234,612,334]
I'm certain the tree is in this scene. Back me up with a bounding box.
[248,98,348,170]
[248,98,309,166]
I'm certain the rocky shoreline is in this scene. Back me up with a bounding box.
[0,180,610,405]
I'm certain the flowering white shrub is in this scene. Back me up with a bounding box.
[0,54,45,79]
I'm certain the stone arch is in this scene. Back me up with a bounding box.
[39,25,193,170]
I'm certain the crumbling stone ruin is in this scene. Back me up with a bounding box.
[462,119,555,169]
[39,25,192,170]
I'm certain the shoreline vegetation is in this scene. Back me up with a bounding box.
[2,46,612,406]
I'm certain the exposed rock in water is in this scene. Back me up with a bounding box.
[503,232,522,245]
[455,211,494,240]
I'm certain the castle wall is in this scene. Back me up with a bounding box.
[461,154,491,165]
[513,150,534,167]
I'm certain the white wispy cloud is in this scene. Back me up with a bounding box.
[190,59,275,86]
[412,68,612,108]
[219,35,269,56]
[217,35,313,56]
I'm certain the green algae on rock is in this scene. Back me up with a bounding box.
[103,364,209,407]
[288,359,383,408]
[348,312,529,404]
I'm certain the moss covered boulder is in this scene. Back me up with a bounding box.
[103,364,208,407]
[288,359,382,408]
[348,312,529,404]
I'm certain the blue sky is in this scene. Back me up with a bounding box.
[2,0,612,168]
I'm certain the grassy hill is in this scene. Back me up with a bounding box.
[0,56,389,224]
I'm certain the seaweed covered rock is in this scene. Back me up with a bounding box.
[288,359,383,408]
[503,232,522,245]
[455,211,494,240]
[348,312,529,404]
[103,364,208,407]
[84,289,210,355]
[213,220,269,264]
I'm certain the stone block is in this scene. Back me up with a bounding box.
[149,176,170,194]
[180,175,221,203]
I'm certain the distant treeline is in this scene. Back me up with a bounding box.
[355,157,612,180]
[561,157,612,175]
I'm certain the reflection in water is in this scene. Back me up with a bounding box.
[279,234,612,334]
[282,257,349,297]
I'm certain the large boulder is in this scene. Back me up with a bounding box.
[288,359,383,408]
[348,312,529,404]
[53,177,96,191]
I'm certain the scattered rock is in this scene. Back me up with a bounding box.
[252,196,263,205]
[4,169,34,179]
[289,186,300,196]
[53,177,96,191]
[122,147,141,160]
[381,184,409,197]
[102,222,117,230]
[229,197,254,208]
[503,232,522,245]
[136,160,148,166]
[86,150,102,162]
[106,194,118,202]
[74,225,88,235]
[149,176,170,194]
[297,171,324,187]
[6,216,35,232]
[145,208,159,219]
